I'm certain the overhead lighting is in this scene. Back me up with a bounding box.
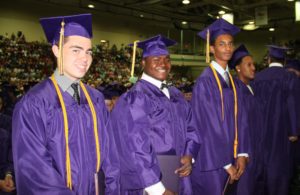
[218,10,226,15]
[100,40,107,43]
[88,4,95,9]
[296,1,300,21]
[222,13,234,24]
[182,0,190,5]
[269,27,275,31]
[140,14,144,18]
[182,21,188,25]
[243,24,259,31]
[249,21,255,24]
[288,0,294,2]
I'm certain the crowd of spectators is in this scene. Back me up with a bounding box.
[0,32,194,100]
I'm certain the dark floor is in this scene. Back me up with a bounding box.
[290,167,300,195]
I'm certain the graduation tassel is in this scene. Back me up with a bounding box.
[58,20,65,75]
[129,40,139,83]
[206,29,210,63]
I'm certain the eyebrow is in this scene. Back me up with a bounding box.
[69,45,92,51]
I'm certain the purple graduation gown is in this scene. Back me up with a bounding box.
[110,79,200,195]
[191,67,250,194]
[12,79,120,195]
[253,66,300,195]
[235,80,264,195]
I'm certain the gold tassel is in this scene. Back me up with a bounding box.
[206,29,210,63]
[58,20,65,75]
[130,40,139,78]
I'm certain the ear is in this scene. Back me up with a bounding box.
[52,45,59,58]
[236,65,241,72]
[141,59,146,69]
[209,45,215,54]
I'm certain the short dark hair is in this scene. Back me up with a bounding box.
[269,56,284,64]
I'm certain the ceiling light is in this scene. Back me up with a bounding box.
[249,21,255,24]
[296,1,300,21]
[243,24,259,31]
[288,0,294,2]
[182,21,187,25]
[269,28,275,31]
[100,40,107,43]
[222,13,234,24]
[182,0,190,5]
[88,4,95,9]
[218,10,226,15]
[140,14,144,18]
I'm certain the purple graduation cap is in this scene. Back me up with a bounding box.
[40,13,92,45]
[228,44,251,69]
[134,34,177,58]
[267,45,289,60]
[285,59,300,71]
[197,18,240,42]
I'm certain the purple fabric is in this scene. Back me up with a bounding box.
[191,168,228,195]
[132,34,176,58]
[197,18,240,42]
[252,67,300,195]
[12,79,120,195]
[286,59,300,71]
[111,79,200,195]
[40,13,92,45]
[228,44,250,69]
[235,80,265,195]
[191,67,250,193]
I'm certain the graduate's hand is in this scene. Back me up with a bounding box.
[235,156,248,179]
[163,189,177,195]
[225,165,238,184]
[289,136,298,142]
[175,155,192,177]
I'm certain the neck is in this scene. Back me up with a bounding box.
[215,59,227,70]
[238,75,250,85]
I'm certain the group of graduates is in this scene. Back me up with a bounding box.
[1,12,300,195]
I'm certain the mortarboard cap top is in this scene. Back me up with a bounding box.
[228,44,251,69]
[267,45,290,60]
[130,34,177,58]
[197,18,240,42]
[40,13,92,45]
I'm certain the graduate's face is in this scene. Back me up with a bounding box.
[236,56,255,80]
[142,55,171,81]
[210,34,234,64]
[53,35,93,81]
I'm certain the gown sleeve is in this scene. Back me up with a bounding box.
[12,95,74,195]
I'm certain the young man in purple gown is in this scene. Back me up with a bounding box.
[12,14,120,195]
[111,35,200,195]
[191,19,250,195]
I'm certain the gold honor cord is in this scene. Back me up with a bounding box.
[80,82,101,172]
[228,74,238,158]
[58,21,65,75]
[209,65,239,158]
[210,64,224,120]
[50,75,101,189]
[130,40,139,78]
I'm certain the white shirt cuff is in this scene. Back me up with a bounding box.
[237,153,249,157]
[144,181,165,195]
[223,163,232,169]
